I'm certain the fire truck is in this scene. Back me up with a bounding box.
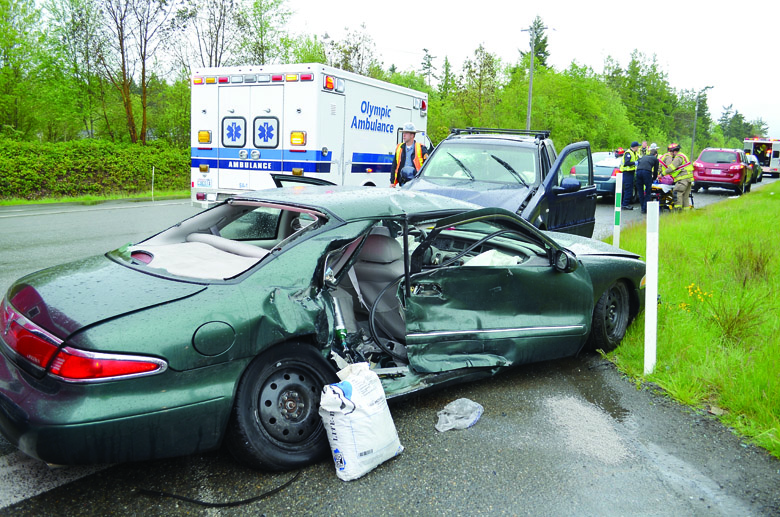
[190,63,428,206]
[743,137,780,177]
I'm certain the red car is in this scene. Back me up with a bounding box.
[692,148,751,195]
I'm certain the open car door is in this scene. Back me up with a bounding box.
[538,142,596,237]
[403,208,593,374]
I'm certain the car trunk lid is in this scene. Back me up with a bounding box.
[5,254,206,340]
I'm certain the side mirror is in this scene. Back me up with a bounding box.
[553,177,581,194]
[553,249,578,273]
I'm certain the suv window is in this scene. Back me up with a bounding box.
[700,150,738,164]
[421,141,538,185]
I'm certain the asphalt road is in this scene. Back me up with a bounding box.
[0,181,778,516]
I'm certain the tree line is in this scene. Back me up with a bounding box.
[0,3,768,154]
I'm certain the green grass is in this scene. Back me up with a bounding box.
[605,187,780,458]
[0,189,190,206]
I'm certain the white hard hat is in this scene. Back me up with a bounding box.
[401,122,419,133]
[649,143,658,150]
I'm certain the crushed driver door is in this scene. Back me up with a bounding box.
[404,209,593,374]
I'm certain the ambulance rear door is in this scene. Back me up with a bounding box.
[218,84,284,191]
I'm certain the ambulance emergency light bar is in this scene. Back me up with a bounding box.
[192,73,315,85]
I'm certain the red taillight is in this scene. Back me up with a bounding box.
[421,99,427,111]
[1,300,61,368]
[196,192,206,201]
[49,347,166,382]
[1,298,166,382]
[218,76,229,83]
[728,164,743,172]
[612,168,619,177]
[693,161,704,172]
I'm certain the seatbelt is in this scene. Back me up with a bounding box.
[347,267,368,310]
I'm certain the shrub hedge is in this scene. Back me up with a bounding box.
[0,140,190,200]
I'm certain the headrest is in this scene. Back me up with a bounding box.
[369,225,391,237]
[357,234,403,264]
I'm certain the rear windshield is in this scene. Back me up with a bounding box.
[700,150,738,164]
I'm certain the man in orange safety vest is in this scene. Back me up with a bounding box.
[390,122,429,187]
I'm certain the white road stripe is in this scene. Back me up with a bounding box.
[0,201,189,219]
[0,451,107,509]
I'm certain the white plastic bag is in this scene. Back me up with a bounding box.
[319,362,403,481]
[435,398,484,432]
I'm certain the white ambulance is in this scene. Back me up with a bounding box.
[743,137,780,177]
[190,63,429,206]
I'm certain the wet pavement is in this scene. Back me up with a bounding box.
[3,355,779,516]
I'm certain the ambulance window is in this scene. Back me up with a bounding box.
[222,117,247,148]
[253,116,280,148]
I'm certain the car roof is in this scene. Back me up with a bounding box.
[231,185,482,220]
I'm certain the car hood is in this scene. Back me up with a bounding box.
[405,177,531,211]
[6,255,206,340]
[542,231,641,259]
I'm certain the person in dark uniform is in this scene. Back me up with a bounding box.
[635,144,661,214]
[620,141,640,209]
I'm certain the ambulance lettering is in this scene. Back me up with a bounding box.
[227,161,274,170]
[350,100,394,134]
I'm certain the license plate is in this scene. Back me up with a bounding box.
[709,169,721,175]
[197,178,212,187]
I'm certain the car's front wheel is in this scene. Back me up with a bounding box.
[226,343,338,471]
[588,281,630,352]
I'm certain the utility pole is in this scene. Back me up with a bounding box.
[691,85,713,157]
[521,23,547,131]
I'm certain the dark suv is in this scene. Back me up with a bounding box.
[693,148,751,195]
[404,128,596,237]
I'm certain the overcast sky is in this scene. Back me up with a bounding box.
[288,0,779,137]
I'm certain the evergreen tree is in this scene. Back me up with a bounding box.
[420,48,437,86]
[519,15,549,68]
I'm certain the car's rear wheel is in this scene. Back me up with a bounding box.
[226,343,338,471]
[588,281,630,352]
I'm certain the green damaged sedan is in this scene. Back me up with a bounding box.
[0,186,645,470]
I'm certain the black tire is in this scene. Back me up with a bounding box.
[226,343,338,471]
[735,182,744,195]
[588,281,630,352]
[692,186,700,193]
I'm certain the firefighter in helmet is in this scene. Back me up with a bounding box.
[390,122,429,187]
[665,143,694,209]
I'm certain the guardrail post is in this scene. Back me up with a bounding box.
[644,200,659,375]
[613,172,623,248]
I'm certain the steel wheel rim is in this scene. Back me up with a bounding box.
[257,365,322,444]
[604,286,627,338]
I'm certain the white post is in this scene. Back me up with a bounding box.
[644,200,659,375]
[152,166,155,202]
[613,172,623,248]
